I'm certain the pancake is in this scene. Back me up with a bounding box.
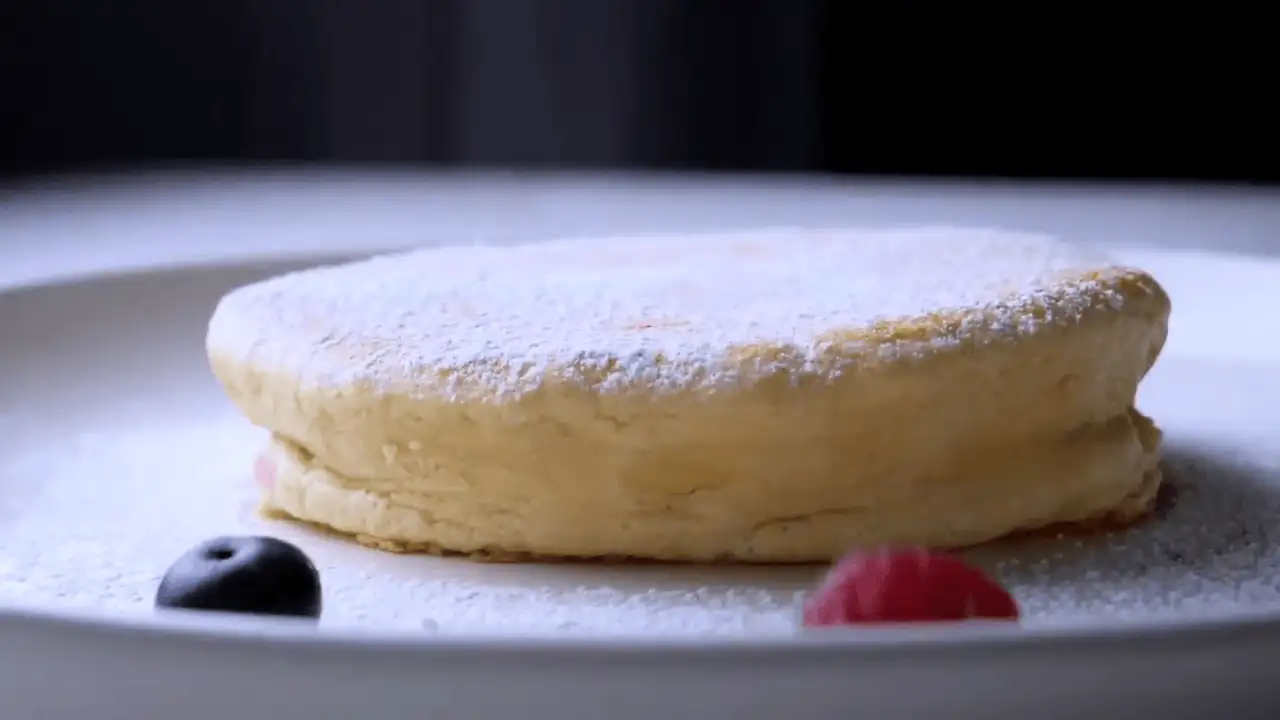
[207,227,1172,562]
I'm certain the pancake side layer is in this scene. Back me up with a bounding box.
[256,408,1161,562]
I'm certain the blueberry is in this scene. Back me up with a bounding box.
[155,536,322,620]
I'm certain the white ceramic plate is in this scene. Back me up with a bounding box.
[1,172,1279,719]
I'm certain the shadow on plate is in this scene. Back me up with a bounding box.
[971,440,1280,595]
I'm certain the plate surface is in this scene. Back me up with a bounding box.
[1,172,1279,718]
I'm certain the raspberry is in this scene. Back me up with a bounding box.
[802,548,1020,626]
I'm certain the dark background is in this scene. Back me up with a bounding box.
[3,1,1276,184]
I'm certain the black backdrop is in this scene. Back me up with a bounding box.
[3,1,1277,183]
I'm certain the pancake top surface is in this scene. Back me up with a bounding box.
[206,227,1163,399]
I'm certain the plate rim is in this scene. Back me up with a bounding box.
[4,598,1280,656]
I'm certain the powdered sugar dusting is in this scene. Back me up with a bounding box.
[206,227,1143,398]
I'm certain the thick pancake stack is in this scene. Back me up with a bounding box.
[207,227,1171,562]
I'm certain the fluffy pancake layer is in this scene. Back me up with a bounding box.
[256,408,1162,561]
[208,227,1172,562]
